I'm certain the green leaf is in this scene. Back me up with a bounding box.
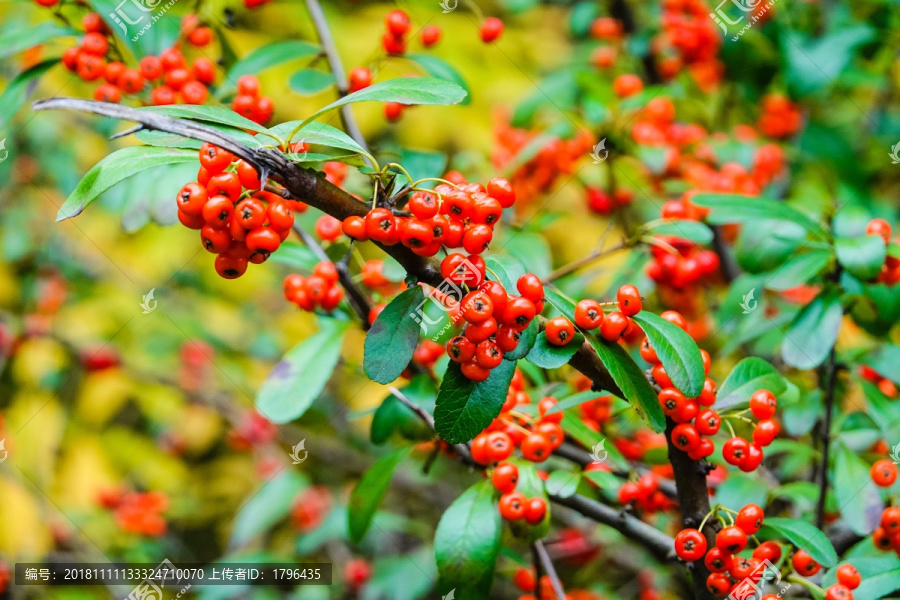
[435,480,501,598]
[370,376,436,444]
[715,357,788,410]
[545,471,579,498]
[348,447,412,542]
[268,240,319,272]
[834,568,900,600]
[57,147,198,221]
[364,286,425,384]
[0,22,76,60]
[736,220,808,274]
[268,120,371,161]
[583,469,620,491]
[0,59,57,131]
[506,458,552,541]
[782,292,843,369]
[569,0,599,36]
[691,193,825,237]
[296,77,467,131]
[140,105,274,137]
[256,318,349,423]
[134,124,265,150]
[758,517,838,567]
[834,443,881,535]
[406,54,471,105]
[526,331,583,369]
[785,25,873,97]
[835,235,886,282]
[485,254,527,291]
[631,312,705,398]
[224,40,321,90]
[434,359,516,444]
[764,249,833,291]
[645,220,714,245]
[545,390,601,415]
[396,148,447,189]
[543,287,665,432]
[231,471,307,545]
[289,69,336,95]
[863,345,900,386]
[504,318,539,361]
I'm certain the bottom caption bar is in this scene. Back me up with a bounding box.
[15,561,332,586]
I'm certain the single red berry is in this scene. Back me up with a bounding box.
[574,299,604,329]
[872,459,898,487]
[599,311,629,342]
[753,419,780,446]
[706,573,731,596]
[545,316,575,346]
[198,143,234,174]
[512,567,535,592]
[348,67,372,92]
[617,284,642,316]
[475,340,503,369]
[487,177,515,208]
[704,547,733,573]
[420,24,441,47]
[460,359,490,381]
[520,433,550,462]
[202,195,234,226]
[716,525,748,555]
[670,423,700,451]
[215,254,247,279]
[791,549,820,576]
[516,274,544,303]
[735,504,764,535]
[835,564,861,590]
[503,297,537,331]
[695,409,721,436]
[480,17,504,42]
[498,491,527,520]
[385,9,411,36]
[447,336,476,363]
[752,541,782,563]
[866,218,892,244]
[825,584,853,600]
[674,528,707,561]
[491,462,519,493]
[524,497,547,525]
[749,389,777,419]
[722,437,750,466]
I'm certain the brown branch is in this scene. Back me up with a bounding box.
[815,346,838,529]
[543,241,630,283]
[533,540,566,600]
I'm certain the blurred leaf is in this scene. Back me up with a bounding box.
[835,236,886,282]
[57,147,198,221]
[370,376,435,444]
[435,480,501,598]
[636,146,669,176]
[526,331,583,369]
[1,59,58,131]
[782,390,823,436]
[504,233,552,279]
[863,345,900,385]
[645,220,714,245]
[397,148,447,189]
[363,545,437,600]
[692,194,824,236]
[348,447,412,542]
[736,220,809,274]
[545,471,579,498]
[764,249,833,291]
[230,471,307,546]
[269,241,320,272]
[834,442,881,535]
[715,357,787,410]
[784,26,873,96]
[632,312,705,398]
[715,472,769,511]
[545,390,600,415]
[224,40,321,91]
[364,286,425,383]
[569,1,599,36]
[289,69,336,95]
[758,517,837,567]
[434,358,516,444]
[256,318,349,423]
[782,292,843,369]
[512,70,578,127]
[406,54,471,105]
[0,22,76,60]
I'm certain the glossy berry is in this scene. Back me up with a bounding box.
[825,584,853,600]
[499,492,527,520]
[835,564,861,590]
[524,497,547,525]
[617,284,642,316]
[791,549,820,576]
[749,389,777,419]
[512,567,536,592]
[674,528,707,561]
[715,526,748,555]
[735,504,764,535]
[516,274,544,303]
[385,10,410,36]
[871,459,898,487]
[545,316,575,346]
[480,17,504,42]
[574,299,604,329]
[722,437,750,466]
[492,462,519,493]
[599,311,629,342]
[521,433,550,462]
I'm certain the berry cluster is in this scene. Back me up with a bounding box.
[445,271,542,381]
[227,410,278,450]
[492,462,548,524]
[230,74,276,125]
[617,472,673,515]
[717,389,780,471]
[176,143,303,279]
[654,0,723,90]
[470,375,565,464]
[874,506,900,555]
[283,262,345,313]
[758,94,802,139]
[859,365,897,397]
[343,178,515,257]
[646,235,721,292]
[98,490,169,537]
[570,284,643,343]
[866,218,900,285]
[585,185,634,215]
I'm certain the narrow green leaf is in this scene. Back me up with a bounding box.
[545,471,579,498]
[631,312,705,398]
[526,331,583,369]
[267,120,372,162]
[225,40,321,88]
[863,345,900,385]
[583,469,620,491]
[764,249,833,291]
[691,193,825,237]
[782,292,843,369]
[57,147,198,221]
[645,220,714,245]
[0,22,76,60]
[715,357,788,410]
[504,318,539,361]
[296,77,467,131]
[835,235,887,281]
[485,254,527,291]
[348,447,412,542]
[758,517,838,567]
[289,69,336,95]
[0,59,57,131]
[364,286,425,383]
[545,390,602,415]
[256,318,349,423]
[834,443,881,535]
[435,480,501,598]
[406,53,471,105]
[140,105,274,136]
[434,359,516,444]
[230,471,307,546]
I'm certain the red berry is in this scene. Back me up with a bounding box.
[491,462,519,493]
[872,459,898,487]
[385,9,411,36]
[545,316,575,346]
[420,25,441,47]
[348,67,372,92]
[835,564,861,590]
[498,491,527,520]
[480,17,504,42]
[749,389,777,419]
[616,284,642,316]
[523,497,547,525]
[715,525,748,555]
[722,437,750,466]
[674,528,707,561]
[791,549,820,576]
[599,311,629,341]
[735,504,764,535]
[520,433,550,462]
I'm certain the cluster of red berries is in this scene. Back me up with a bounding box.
[291,485,332,533]
[873,506,900,555]
[564,284,644,344]
[758,93,802,139]
[98,489,169,537]
[230,74,276,125]
[470,374,565,464]
[655,0,723,91]
[492,462,547,524]
[866,218,900,285]
[227,410,278,450]
[283,262,345,313]
[445,271,543,381]
[342,177,515,258]
[859,365,898,397]
[176,143,305,279]
[493,118,595,204]
[585,185,634,215]
[616,471,674,515]
[716,389,780,471]
[588,17,623,70]
[821,564,863,600]
[646,235,721,291]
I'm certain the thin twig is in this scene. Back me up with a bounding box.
[815,346,838,529]
[533,540,566,600]
[543,241,630,283]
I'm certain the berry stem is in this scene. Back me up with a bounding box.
[543,240,632,283]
